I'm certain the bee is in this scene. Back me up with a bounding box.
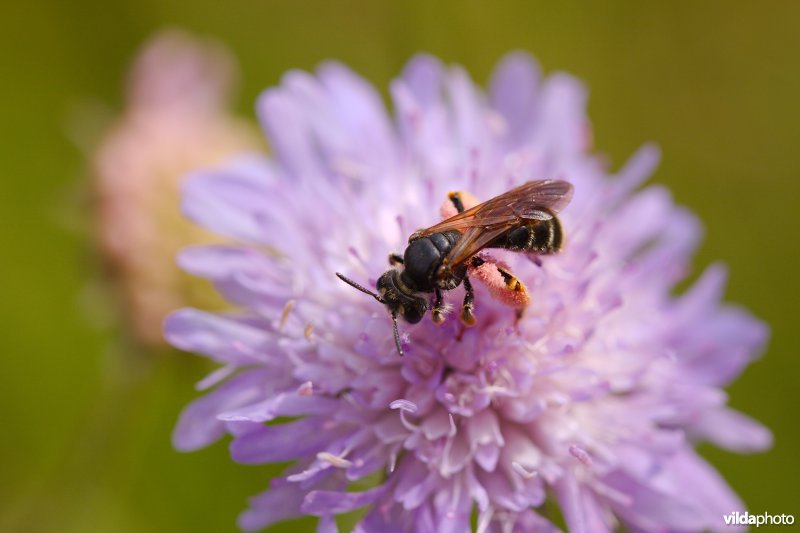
[336,179,574,355]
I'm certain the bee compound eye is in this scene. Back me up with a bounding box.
[403,310,423,324]
[376,272,392,291]
[402,298,427,324]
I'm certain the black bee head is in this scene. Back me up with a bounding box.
[400,296,428,324]
[335,270,425,357]
[376,271,428,324]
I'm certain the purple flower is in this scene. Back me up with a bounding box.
[166,54,771,532]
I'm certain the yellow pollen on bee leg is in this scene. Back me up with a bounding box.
[506,283,530,307]
[470,257,531,308]
[440,190,479,218]
[304,323,314,340]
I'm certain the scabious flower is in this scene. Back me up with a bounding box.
[93,30,261,346]
[166,53,771,532]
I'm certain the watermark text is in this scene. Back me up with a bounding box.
[724,511,795,527]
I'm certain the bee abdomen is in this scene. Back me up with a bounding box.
[491,216,563,254]
[531,217,563,253]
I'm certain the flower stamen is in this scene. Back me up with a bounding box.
[316,451,353,469]
[297,381,313,396]
[390,399,420,432]
[511,461,539,479]
[569,444,592,466]
[279,299,296,331]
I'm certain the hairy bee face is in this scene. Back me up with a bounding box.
[376,271,428,324]
[399,297,427,324]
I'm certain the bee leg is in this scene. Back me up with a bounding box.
[432,288,447,324]
[388,253,404,265]
[440,190,480,219]
[449,192,466,213]
[460,277,477,326]
[468,254,531,311]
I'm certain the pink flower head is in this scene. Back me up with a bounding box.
[166,54,770,532]
[93,30,261,345]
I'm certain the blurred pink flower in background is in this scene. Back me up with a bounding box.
[92,30,261,346]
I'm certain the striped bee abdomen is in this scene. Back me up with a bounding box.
[489,216,563,254]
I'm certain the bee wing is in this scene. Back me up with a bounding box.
[414,180,574,266]
[443,223,518,267]
[415,180,574,237]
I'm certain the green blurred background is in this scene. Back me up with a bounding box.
[2,1,799,531]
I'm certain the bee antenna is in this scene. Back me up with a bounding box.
[391,311,404,357]
[335,272,385,304]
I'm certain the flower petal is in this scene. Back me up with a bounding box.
[302,485,388,515]
[489,52,541,145]
[608,448,746,532]
[399,54,444,108]
[317,62,398,169]
[230,417,346,464]
[237,481,306,531]
[691,407,773,453]
[218,391,339,423]
[164,308,274,364]
[172,369,269,451]
[181,157,277,243]
[553,472,614,533]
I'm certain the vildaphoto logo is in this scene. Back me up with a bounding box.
[724,511,795,527]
